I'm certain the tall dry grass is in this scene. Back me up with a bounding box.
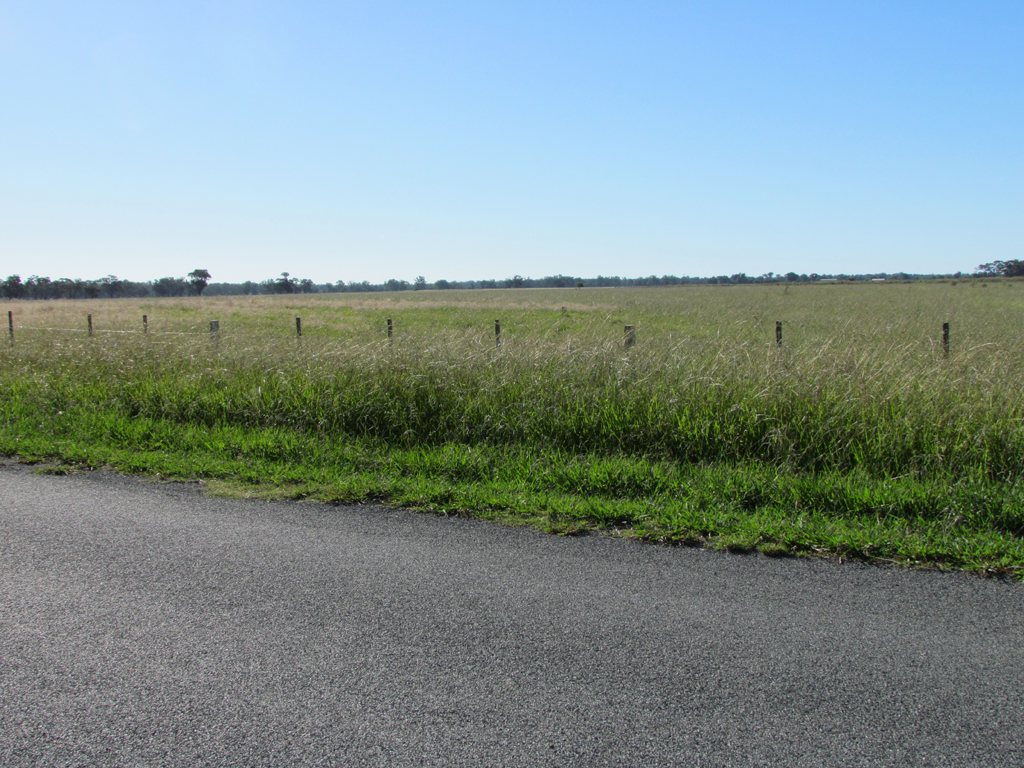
[5,279,1024,482]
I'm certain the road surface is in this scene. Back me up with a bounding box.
[2,464,1022,766]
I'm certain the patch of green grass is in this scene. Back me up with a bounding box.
[1,406,1021,576]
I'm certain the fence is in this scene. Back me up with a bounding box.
[7,311,210,340]
[6,310,958,356]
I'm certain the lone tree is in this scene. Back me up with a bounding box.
[274,272,297,294]
[188,269,212,296]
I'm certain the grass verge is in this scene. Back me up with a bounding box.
[2,410,1021,578]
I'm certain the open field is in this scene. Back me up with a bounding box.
[3,280,1024,575]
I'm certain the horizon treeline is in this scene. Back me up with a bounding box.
[0,268,982,301]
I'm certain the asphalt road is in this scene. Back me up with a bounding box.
[1,464,1022,767]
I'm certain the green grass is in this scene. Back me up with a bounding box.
[2,280,1023,576]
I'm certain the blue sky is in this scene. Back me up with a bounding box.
[2,1,1021,284]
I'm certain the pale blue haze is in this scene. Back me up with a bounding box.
[1,2,1021,283]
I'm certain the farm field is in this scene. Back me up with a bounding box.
[2,280,1023,576]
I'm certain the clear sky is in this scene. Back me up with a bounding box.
[2,1,1021,284]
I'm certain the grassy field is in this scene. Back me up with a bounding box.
[3,280,1023,576]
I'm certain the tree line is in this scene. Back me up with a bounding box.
[974,260,1024,278]
[1,265,1004,301]
[1,270,212,300]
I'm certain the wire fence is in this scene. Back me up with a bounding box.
[7,311,216,341]
[13,326,207,335]
[4,310,956,356]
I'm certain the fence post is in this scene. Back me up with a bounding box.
[143,315,148,334]
[210,320,219,340]
[88,314,93,337]
[387,318,393,342]
[7,311,12,344]
[296,317,302,338]
[776,321,782,346]
[942,322,949,357]
[495,319,501,347]
[624,325,636,347]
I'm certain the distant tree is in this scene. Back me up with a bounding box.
[298,278,316,294]
[82,280,101,299]
[122,280,152,298]
[414,275,427,290]
[540,274,577,288]
[2,274,24,300]
[25,276,54,300]
[274,272,296,294]
[188,269,211,296]
[55,278,77,299]
[976,260,1024,277]
[385,278,408,291]
[434,279,450,290]
[153,277,188,297]
[505,275,525,288]
[99,275,124,298]
[784,272,799,282]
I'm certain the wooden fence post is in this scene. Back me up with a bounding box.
[624,325,636,347]
[387,318,393,342]
[942,322,949,357]
[143,315,148,334]
[776,321,782,346]
[296,317,302,338]
[7,311,12,344]
[495,319,501,347]
[88,314,93,337]
[210,320,219,340]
